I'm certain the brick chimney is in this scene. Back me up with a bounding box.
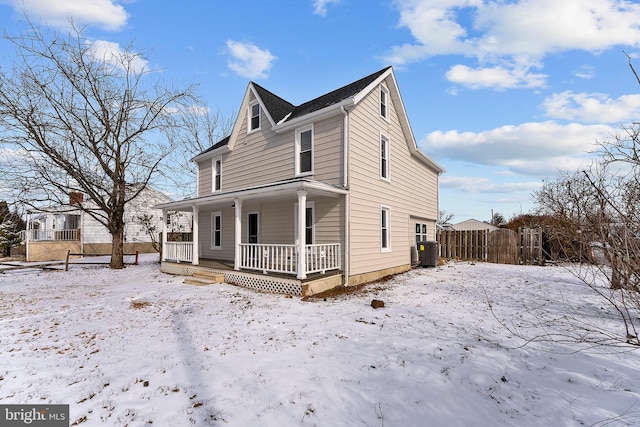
[69,191,84,205]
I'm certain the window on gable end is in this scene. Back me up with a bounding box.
[249,101,260,132]
[380,85,389,121]
[295,124,313,176]
[380,133,390,181]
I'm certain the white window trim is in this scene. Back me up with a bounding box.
[415,222,428,243]
[211,211,222,250]
[380,84,390,122]
[381,205,391,252]
[248,100,261,133]
[294,201,315,245]
[212,156,222,192]
[295,123,314,177]
[380,132,390,182]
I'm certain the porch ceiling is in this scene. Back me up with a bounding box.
[156,178,347,212]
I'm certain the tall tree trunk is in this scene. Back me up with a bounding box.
[110,228,125,269]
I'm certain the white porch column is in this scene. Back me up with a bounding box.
[192,206,199,265]
[161,209,167,262]
[234,198,242,271]
[297,190,307,280]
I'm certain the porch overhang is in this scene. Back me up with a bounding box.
[155,178,348,212]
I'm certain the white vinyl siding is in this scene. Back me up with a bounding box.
[348,78,439,276]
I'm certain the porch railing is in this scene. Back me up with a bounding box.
[240,243,341,275]
[164,242,193,263]
[163,242,341,276]
[21,229,80,242]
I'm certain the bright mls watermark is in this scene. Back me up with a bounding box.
[0,405,69,426]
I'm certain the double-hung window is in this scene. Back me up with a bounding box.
[381,206,391,252]
[212,157,222,192]
[380,133,390,181]
[211,212,222,250]
[249,101,260,132]
[296,124,313,176]
[380,85,389,121]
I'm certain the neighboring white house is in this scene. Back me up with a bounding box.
[452,218,499,232]
[23,186,191,262]
[157,66,445,296]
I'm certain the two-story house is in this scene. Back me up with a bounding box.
[157,66,444,296]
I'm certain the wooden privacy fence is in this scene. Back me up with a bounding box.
[437,228,543,265]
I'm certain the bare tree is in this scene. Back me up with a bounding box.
[533,139,640,347]
[164,105,235,196]
[0,20,197,268]
[437,210,454,227]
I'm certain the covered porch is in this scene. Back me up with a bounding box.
[157,179,347,293]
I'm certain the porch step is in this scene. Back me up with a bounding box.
[183,271,225,286]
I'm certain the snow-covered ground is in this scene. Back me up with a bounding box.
[1,256,639,426]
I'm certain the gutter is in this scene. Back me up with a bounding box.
[273,98,355,134]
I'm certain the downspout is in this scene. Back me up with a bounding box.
[340,106,350,286]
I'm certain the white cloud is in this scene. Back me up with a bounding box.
[7,0,128,31]
[386,0,640,90]
[573,65,596,79]
[446,64,547,90]
[313,0,339,16]
[421,121,613,175]
[542,91,640,123]
[440,175,540,194]
[87,40,148,73]
[225,40,277,80]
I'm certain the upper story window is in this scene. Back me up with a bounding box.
[249,101,260,132]
[213,157,222,192]
[380,133,390,181]
[380,85,389,121]
[295,124,313,176]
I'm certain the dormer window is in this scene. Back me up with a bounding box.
[380,85,389,121]
[249,101,260,132]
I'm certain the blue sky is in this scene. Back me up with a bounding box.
[1,0,639,223]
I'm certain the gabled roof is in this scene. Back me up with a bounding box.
[284,66,391,122]
[194,135,230,158]
[193,66,444,173]
[251,84,294,124]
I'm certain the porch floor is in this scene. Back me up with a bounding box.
[161,258,343,296]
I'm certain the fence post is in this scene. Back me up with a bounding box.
[135,250,139,265]
[65,249,70,271]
